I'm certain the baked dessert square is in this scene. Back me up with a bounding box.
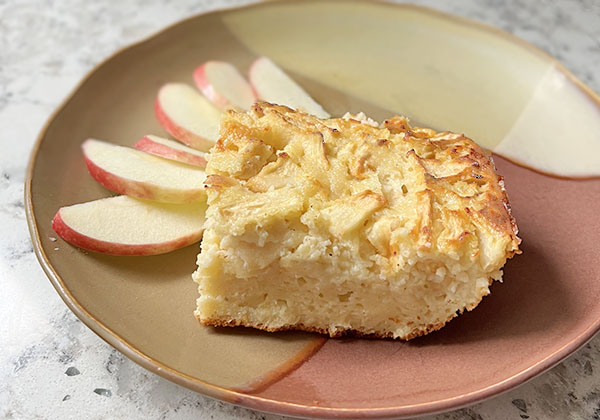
[193,102,520,339]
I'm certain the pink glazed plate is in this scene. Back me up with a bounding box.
[26,1,600,418]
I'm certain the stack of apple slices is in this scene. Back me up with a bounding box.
[52,137,210,256]
[53,57,330,256]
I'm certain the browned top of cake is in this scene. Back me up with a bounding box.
[206,102,520,269]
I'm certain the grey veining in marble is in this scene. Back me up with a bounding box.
[1,1,599,419]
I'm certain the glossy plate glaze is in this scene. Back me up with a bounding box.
[26,1,600,418]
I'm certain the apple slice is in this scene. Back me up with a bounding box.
[249,57,330,118]
[83,139,206,203]
[134,135,208,168]
[52,195,206,255]
[155,83,221,151]
[193,61,257,111]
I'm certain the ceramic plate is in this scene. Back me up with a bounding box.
[26,1,600,418]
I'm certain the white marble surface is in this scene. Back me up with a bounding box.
[1,0,599,419]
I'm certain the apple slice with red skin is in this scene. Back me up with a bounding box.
[154,83,221,151]
[52,195,206,256]
[249,57,330,118]
[134,135,208,168]
[194,61,257,111]
[83,139,206,203]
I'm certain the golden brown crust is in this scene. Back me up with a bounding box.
[248,102,522,257]
[263,102,518,235]
[390,123,521,255]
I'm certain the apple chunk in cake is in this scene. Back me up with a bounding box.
[193,102,520,339]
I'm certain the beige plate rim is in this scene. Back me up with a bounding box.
[24,1,600,418]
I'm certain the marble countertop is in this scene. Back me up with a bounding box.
[1,0,599,419]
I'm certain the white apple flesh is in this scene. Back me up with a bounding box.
[154,83,221,151]
[194,61,257,111]
[134,135,208,168]
[82,139,206,203]
[52,195,206,256]
[249,56,330,118]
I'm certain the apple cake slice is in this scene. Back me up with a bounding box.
[193,102,520,339]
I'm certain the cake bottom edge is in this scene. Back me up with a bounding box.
[196,313,460,341]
